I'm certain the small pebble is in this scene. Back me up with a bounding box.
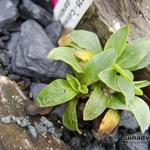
[47,127,55,134]
[34,122,47,134]
[40,116,54,128]
[1,116,12,124]
[20,117,31,127]
[28,125,38,139]
[14,116,24,125]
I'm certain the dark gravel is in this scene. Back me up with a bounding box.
[119,111,139,130]
[0,0,18,28]
[20,0,53,26]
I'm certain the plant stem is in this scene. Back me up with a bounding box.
[113,64,132,82]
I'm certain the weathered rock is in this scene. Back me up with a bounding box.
[119,111,139,130]
[12,20,71,78]
[0,0,18,28]
[7,32,20,57]
[30,83,47,100]
[117,132,150,150]
[20,0,53,26]
[0,76,70,150]
[45,21,63,45]
[78,0,150,45]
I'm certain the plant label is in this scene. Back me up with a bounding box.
[54,0,93,29]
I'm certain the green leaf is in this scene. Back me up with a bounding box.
[99,68,120,91]
[107,94,129,110]
[36,79,78,107]
[117,76,135,105]
[66,74,88,94]
[134,80,150,96]
[134,87,143,96]
[129,97,150,133]
[70,30,102,53]
[80,48,117,86]
[78,85,89,94]
[66,74,81,93]
[104,25,130,57]
[123,70,134,81]
[83,85,109,120]
[109,95,150,132]
[134,80,150,88]
[48,47,83,73]
[131,50,150,71]
[117,38,150,69]
[62,98,81,133]
[113,64,133,82]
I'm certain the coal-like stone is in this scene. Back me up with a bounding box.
[70,137,81,150]
[31,0,52,13]
[30,83,47,100]
[45,21,63,45]
[0,0,18,28]
[0,40,5,48]
[8,73,21,81]
[20,0,53,26]
[85,144,106,150]
[7,32,20,57]
[12,44,37,77]
[101,132,119,145]
[13,20,71,78]
[119,111,139,130]
[50,104,67,121]
[0,52,9,66]
[20,20,55,73]
[117,132,150,150]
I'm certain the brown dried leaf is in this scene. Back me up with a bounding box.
[98,109,120,137]
[24,101,52,115]
[58,34,72,46]
[74,50,93,62]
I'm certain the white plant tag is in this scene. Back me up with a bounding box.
[54,0,93,29]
